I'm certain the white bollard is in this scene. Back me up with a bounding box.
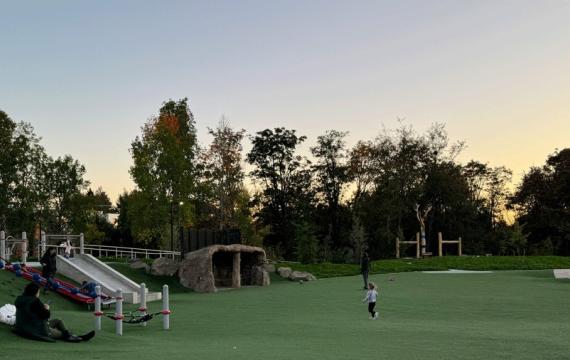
[21,232,27,264]
[115,289,123,336]
[94,285,102,331]
[162,285,170,330]
[139,283,147,327]
[80,233,85,255]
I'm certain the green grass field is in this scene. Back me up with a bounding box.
[1,266,569,360]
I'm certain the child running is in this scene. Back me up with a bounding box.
[362,282,378,320]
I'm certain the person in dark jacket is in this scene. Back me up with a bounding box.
[14,282,95,342]
[40,248,57,293]
[360,252,370,290]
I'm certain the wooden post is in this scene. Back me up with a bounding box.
[21,232,28,264]
[438,232,443,257]
[458,237,462,256]
[40,232,46,257]
[396,238,400,259]
[415,233,420,259]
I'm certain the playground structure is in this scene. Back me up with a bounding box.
[396,232,462,258]
[179,244,270,293]
[0,231,28,265]
[0,258,170,334]
[396,233,420,259]
[437,232,462,256]
[57,253,161,303]
[1,231,162,304]
[0,260,115,305]
[94,284,171,336]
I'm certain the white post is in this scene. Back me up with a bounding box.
[139,283,147,327]
[0,231,5,266]
[21,232,28,264]
[115,289,123,336]
[80,233,85,255]
[94,285,102,331]
[162,285,170,330]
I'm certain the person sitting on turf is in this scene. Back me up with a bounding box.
[14,282,95,342]
[40,248,57,294]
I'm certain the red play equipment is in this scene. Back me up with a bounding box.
[0,258,114,305]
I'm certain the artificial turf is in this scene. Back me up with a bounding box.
[0,267,568,360]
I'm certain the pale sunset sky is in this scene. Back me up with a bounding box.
[1,0,569,201]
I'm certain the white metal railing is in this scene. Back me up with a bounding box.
[0,231,180,263]
[44,243,180,260]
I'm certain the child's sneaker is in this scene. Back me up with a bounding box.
[374,312,379,319]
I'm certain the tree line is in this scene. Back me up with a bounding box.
[1,100,568,261]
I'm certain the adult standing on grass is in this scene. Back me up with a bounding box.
[40,248,57,294]
[14,282,95,342]
[360,252,370,290]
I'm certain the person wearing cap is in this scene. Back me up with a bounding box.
[14,282,95,342]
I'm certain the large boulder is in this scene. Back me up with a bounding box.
[289,270,317,281]
[277,267,292,279]
[179,248,215,293]
[130,259,150,272]
[277,267,316,281]
[263,263,276,273]
[252,265,271,287]
[150,257,180,276]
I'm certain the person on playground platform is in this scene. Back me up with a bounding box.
[14,283,95,342]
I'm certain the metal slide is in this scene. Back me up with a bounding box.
[57,254,161,304]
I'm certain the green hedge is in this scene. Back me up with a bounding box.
[276,256,570,278]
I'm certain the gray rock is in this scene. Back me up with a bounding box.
[150,257,179,276]
[289,270,317,281]
[252,265,271,287]
[130,259,150,272]
[263,263,276,273]
[277,267,292,279]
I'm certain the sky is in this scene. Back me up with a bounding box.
[1,0,569,202]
